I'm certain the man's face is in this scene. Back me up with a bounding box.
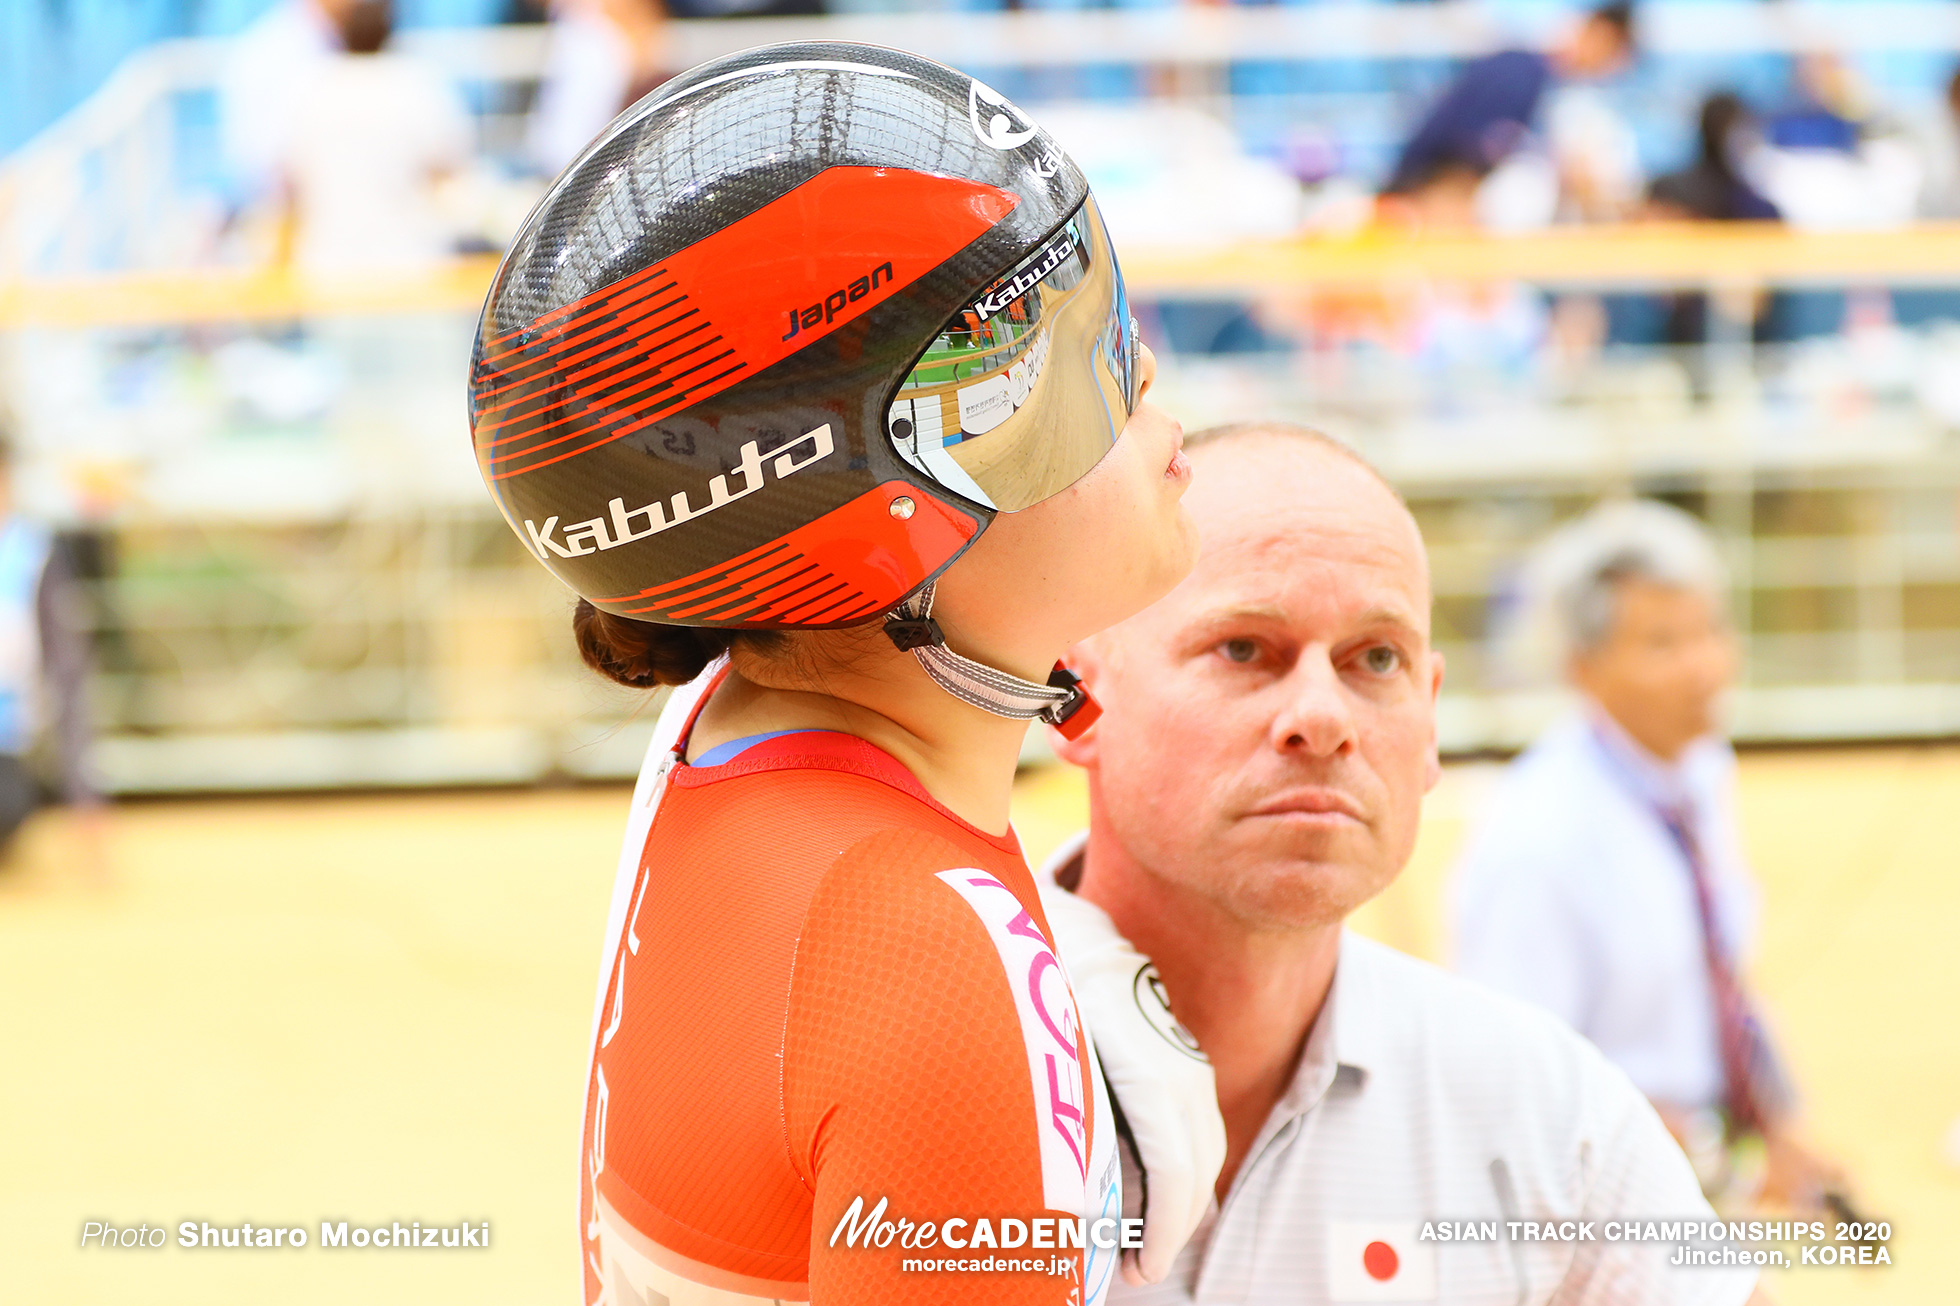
[1067,437,1443,931]
[1571,576,1736,760]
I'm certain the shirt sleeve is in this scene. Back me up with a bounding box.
[1387,50,1551,190]
[35,540,98,807]
[1556,1060,1758,1306]
[1451,818,1598,1035]
[784,827,1101,1306]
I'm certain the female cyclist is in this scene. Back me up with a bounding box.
[470,44,1203,1306]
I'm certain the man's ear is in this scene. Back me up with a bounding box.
[1566,648,1595,695]
[1048,639,1107,768]
[1424,649,1446,793]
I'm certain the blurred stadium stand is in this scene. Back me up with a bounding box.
[2,0,513,161]
[6,1,1960,791]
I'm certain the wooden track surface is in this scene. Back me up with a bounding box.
[4,747,1954,1303]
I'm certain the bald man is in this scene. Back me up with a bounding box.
[1045,424,1765,1305]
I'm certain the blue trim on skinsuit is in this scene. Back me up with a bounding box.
[688,729,825,768]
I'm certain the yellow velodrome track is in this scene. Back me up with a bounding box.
[5,747,1956,1304]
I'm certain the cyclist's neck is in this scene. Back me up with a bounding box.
[691,649,1043,838]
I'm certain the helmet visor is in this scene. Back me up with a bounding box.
[886,194,1139,513]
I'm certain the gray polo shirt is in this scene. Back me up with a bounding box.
[1104,925,1758,1305]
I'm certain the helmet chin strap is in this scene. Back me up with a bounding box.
[884,583,1102,740]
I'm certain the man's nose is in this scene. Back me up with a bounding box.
[1692,629,1738,694]
[1269,655,1358,758]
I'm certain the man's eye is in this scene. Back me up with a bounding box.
[1363,645,1402,675]
[1219,638,1260,664]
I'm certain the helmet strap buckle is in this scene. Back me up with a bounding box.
[883,582,1096,732]
[884,615,946,653]
[1041,665,1103,740]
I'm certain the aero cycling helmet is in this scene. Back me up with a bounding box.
[471,43,1140,729]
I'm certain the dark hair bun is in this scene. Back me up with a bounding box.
[573,600,733,689]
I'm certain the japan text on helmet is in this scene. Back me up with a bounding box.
[470,43,1141,630]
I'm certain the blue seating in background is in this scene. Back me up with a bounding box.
[12,0,1960,232]
[2,0,510,157]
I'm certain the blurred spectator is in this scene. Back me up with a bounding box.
[217,0,354,207]
[1914,67,1960,219]
[1766,52,1863,155]
[0,421,99,865]
[1648,93,1779,223]
[1363,158,1549,394]
[663,0,819,17]
[1645,94,1778,354]
[1753,54,1922,231]
[1381,3,1636,203]
[283,0,472,274]
[1538,83,1647,224]
[1450,501,1850,1215]
[528,0,669,176]
[1388,157,1486,230]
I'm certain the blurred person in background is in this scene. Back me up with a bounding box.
[1647,93,1779,224]
[1383,155,1486,230]
[0,420,101,875]
[1380,3,1636,212]
[527,0,668,176]
[1451,501,1849,1217]
[1362,156,1551,399]
[1765,52,1863,156]
[1049,427,1761,1305]
[663,0,821,18]
[217,0,354,209]
[1753,52,1922,231]
[1912,67,1960,218]
[1644,94,1780,358]
[283,0,471,274]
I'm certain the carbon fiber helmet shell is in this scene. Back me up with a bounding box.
[470,42,1105,629]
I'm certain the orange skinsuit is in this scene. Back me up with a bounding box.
[580,674,1121,1305]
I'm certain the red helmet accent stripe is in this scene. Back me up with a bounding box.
[480,254,673,357]
[475,272,680,381]
[473,167,1018,481]
[496,312,705,418]
[601,481,977,625]
[486,348,748,475]
[473,282,689,406]
[478,317,712,449]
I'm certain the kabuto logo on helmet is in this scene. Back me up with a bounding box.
[521,423,834,562]
[970,223,1079,318]
[969,78,1039,150]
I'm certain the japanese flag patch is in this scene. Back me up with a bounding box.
[1326,1221,1436,1301]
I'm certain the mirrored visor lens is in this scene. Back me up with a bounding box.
[886,194,1138,513]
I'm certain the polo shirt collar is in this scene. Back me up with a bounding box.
[1040,829,1090,890]
[1583,701,1695,811]
[1042,830,1378,1112]
[1271,930,1379,1119]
